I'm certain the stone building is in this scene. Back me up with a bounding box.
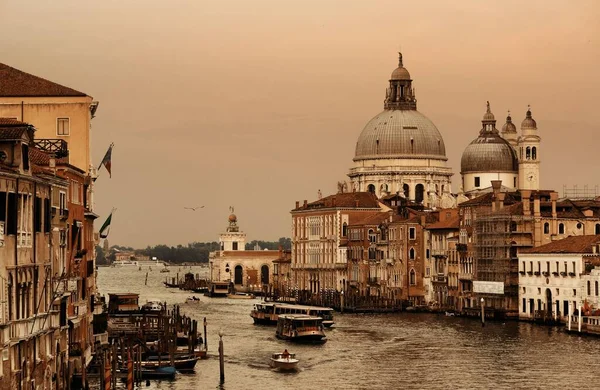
[209,212,278,292]
[0,119,71,390]
[0,63,100,389]
[518,235,600,322]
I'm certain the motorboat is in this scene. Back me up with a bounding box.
[270,352,299,371]
[227,292,255,299]
[275,315,327,344]
[119,366,176,380]
[141,300,164,312]
[160,267,170,273]
[186,296,201,304]
[251,303,335,327]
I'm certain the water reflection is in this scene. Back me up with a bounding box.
[98,267,600,390]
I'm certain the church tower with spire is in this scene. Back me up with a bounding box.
[517,106,541,190]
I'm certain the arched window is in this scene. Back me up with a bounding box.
[596,224,600,235]
[510,221,517,232]
[415,184,424,204]
[234,265,243,285]
[342,223,348,237]
[526,147,531,160]
[544,222,549,234]
[403,183,409,198]
[261,265,269,285]
[368,229,376,243]
[559,223,565,235]
[409,248,415,260]
[367,184,375,194]
[409,269,416,285]
[532,146,537,160]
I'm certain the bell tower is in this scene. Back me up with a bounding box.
[517,106,541,190]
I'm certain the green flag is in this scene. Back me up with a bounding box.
[99,210,114,238]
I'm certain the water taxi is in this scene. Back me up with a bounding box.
[270,352,299,371]
[228,292,255,299]
[205,281,230,297]
[251,303,335,327]
[275,315,327,344]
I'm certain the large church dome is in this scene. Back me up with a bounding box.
[461,102,518,174]
[354,110,447,160]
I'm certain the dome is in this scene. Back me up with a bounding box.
[391,66,411,80]
[521,107,537,129]
[501,113,517,134]
[354,110,447,160]
[461,133,518,173]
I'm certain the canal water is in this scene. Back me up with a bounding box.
[98,266,599,389]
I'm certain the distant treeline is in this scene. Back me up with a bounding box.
[96,238,291,265]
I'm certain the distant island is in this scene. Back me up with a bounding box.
[96,238,291,265]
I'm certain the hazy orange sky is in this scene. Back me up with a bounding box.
[2,0,599,248]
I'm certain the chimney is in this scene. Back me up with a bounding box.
[533,197,541,217]
[491,180,502,194]
[420,215,426,226]
[497,192,506,209]
[295,201,300,209]
[550,191,558,218]
[521,190,532,216]
[303,199,307,207]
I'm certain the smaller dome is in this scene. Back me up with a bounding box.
[228,214,237,223]
[482,101,495,121]
[521,107,537,129]
[501,112,517,134]
[391,66,411,80]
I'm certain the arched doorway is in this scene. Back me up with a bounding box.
[367,184,375,194]
[415,184,424,203]
[545,288,552,317]
[234,265,243,285]
[261,265,269,285]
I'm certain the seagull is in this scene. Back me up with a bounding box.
[184,206,204,211]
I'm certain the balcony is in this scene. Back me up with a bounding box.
[59,208,69,220]
[34,139,69,158]
[9,314,52,341]
[367,277,380,285]
[459,273,472,281]
[432,275,447,283]
[93,332,109,347]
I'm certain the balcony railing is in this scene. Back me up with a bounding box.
[34,139,69,158]
[9,313,52,341]
[459,273,472,281]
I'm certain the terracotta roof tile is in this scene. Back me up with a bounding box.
[293,192,381,211]
[0,63,87,97]
[427,215,459,230]
[522,234,600,254]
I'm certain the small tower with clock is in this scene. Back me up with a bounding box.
[517,106,541,190]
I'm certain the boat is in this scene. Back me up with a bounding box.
[270,352,299,371]
[227,292,255,299]
[205,281,230,297]
[275,315,327,344]
[445,311,456,317]
[141,300,164,312]
[251,303,335,327]
[139,354,199,371]
[186,296,201,303]
[113,260,139,267]
[119,366,177,380]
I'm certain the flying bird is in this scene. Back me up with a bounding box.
[184,206,204,211]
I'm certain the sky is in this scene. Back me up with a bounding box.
[1,0,599,248]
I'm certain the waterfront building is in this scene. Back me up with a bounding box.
[0,119,71,390]
[272,249,292,296]
[209,212,278,291]
[0,64,99,388]
[424,209,459,308]
[518,235,600,323]
[347,53,455,207]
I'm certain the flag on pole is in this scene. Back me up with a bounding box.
[99,209,115,239]
[98,143,114,177]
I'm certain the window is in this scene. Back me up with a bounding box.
[342,223,347,237]
[409,248,415,260]
[409,269,416,285]
[415,184,424,203]
[17,193,33,247]
[522,298,526,313]
[426,249,430,259]
[510,221,517,232]
[57,118,70,135]
[514,177,517,188]
[34,197,42,233]
[474,177,480,187]
[532,147,537,160]
[59,191,67,211]
[71,181,81,204]
[544,222,549,234]
[559,223,565,234]
[22,144,29,170]
[526,147,531,160]
[368,229,376,243]
[367,184,375,194]
[409,227,416,240]
[587,281,590,296]
[596,281,598,296]
[232,242,238,250]
[596,224,600,235]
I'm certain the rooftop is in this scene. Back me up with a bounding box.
[523,235,600,254]
[0,63,87,97]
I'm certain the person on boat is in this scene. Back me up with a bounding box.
[282,349,290,359]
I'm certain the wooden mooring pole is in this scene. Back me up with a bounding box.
[218,330,225,383]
